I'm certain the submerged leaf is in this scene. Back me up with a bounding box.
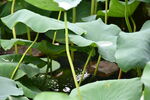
[0,76,23,100]
[115,20,150,71]
[70,78,142,100]
[1,9,86,35]
[69,19,121,62]
[54,0,82,10]
[97,0,140,17]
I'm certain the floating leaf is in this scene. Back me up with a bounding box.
[25,0,64,11]
[0,54,47,68]
[16,82,41,98]
[70,78,142,100]
[40,59,60,73]
[141,62,150,100]
[1,9,86,35]
[54,0,82,10]
[34,92,78,100]
[69,19,121,62]
[0,62,40,80]
[97,0,140,17]
[115,20,150,71]
[0,76,23,100]
[7,96,29,100]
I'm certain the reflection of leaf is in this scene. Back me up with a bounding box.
[141,62,150,100]
[54,0,82,10]
[70,78,142,100]
[25,0,64,11]
[69,19,121,62]
[115,20,150,72]
[1,9,86,35]
[0,76,23,100]
[97,0,140,17]
[34,92,78,100]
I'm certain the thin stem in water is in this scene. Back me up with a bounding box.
[93,56,101,76]
[10,33,39,79]
[26,27,32,55]
[91,0,95,15]
[11,0,18,54]
[79,48,94,86]
[105,0,108,24]
[130,17,136,32]
[64,12,82,100]
[125,0,132,32]
[52,11,62,44]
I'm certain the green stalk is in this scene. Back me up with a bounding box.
[26,27,32,55]
[71,7,76,62]
[130,17,136,32]
[79,48,94,86]
[125,0,132,32]
[118,69,122,79]
[94,0,98,14]
[52,11,62,44]
[105,0,108,24]
[93,56,101,76]
[64,12,82,100]
[10,33,39,79]
[11,0,18,54]
[91,0,95,15]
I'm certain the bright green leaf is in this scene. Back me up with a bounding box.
[97,0,140,17]
[70,78,142,100]
[54,0,82,10]
[25,0,64,11]
[1,9,86,35]
[0,76,23,100]
[69,19,121,62]
[115,20,150,71]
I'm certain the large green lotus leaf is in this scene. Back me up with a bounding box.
[0,62,40,80]
[141,62,150,100]
[69,19,121,62]
[25,0,64,11]
[0,76,23,100]
[115,20,150,72]
[34,92,78,100]
[7,96,29,100]
[70,78,142,100]
[16,82,41,98]
[97,0,140,17]
[0,54,46,68]
[1,9,86,35]
[54,0,82,10]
